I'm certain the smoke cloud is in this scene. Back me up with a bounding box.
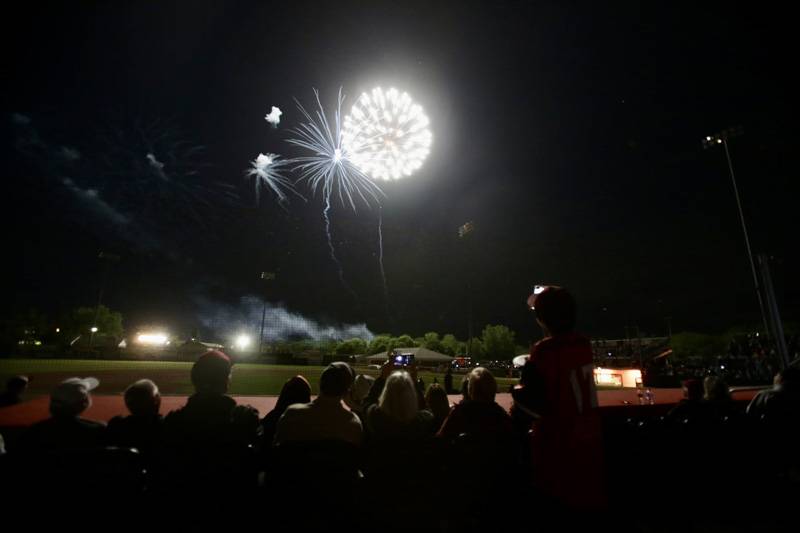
[196,295,374,343]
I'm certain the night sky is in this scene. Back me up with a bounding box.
[3,1,798,344]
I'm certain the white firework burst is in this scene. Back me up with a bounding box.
[265,106,282,126]
[246,152,299,204]
[287,88,384,210]
[342,87,432,181]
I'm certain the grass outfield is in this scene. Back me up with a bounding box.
[0,359,521,397]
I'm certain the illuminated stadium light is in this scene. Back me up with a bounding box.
[234,334,251,350]
[90,327,98,333]
[137,332,169,346]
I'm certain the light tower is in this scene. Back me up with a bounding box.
[703,127,788,368]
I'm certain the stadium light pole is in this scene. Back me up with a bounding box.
[89,326,98,349]
[702,127,770,341]
[89,251,120,348]
[258,271,276,357]
[458,222,475,358]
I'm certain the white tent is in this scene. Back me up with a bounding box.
[513,354,529,368]
[176,339,224,360]
[364,347,454,365]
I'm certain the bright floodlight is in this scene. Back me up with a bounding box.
[90,327,98,333]
[137,332,168,345]
[235,334,251,350]
[342,87,432,181]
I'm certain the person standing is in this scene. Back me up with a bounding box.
[517,286,606,512]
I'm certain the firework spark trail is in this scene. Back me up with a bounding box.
[94,116,240,230]
[10,114,179,255]
[322,195,359,303]
[245,152,303,207]
[377,206,390,319]
[287,89,385,210]
[287,88,386,300]
[340,87,431,317]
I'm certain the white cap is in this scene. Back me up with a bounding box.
[51,377,99,408]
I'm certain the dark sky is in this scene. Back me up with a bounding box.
[3,1,798,344]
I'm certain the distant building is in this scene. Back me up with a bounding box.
[118,337,223,361]
[362,347,454,367]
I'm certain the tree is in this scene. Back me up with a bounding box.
[481,324,516,361]
[465,337,485,360]
[270,339,317,356]
[670,332,727,361]
[456,341,467,356]
[421,331,444,353]
[441,334,460,356]
[335,338,368,356]
[368,335,392,354]
[394,334,416,348]
[63,305,124,340]
[317,339,339,356]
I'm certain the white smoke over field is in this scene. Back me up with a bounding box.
[197,295,374,343]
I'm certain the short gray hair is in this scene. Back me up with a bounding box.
[352,374,375,404]
[124,379,160,415]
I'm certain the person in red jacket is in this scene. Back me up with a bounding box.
[517,285,606,512]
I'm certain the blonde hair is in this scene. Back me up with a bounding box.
[467,367,497,403]
[378,371,418,423]
[703,376,731,402]
[425,383,451,422]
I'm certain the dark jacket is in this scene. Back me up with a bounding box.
[160,393,260,492]
[17,416,106,452]
[163,393,259,448]
[365,404,435,443]
[0,391,23,408]
[436,400,513,442]
[747,387,800,420]
[105,414,164,454]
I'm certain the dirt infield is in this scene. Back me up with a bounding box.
[0,359,760,430]
[0,388,724,430]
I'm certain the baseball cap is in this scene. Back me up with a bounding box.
[51,377,99,407]
[319,362,355,396]
[191,350,232,389]
[527,285,576,335]
[7,375,30,390]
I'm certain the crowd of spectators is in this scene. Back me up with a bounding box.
[1,287,799,529]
